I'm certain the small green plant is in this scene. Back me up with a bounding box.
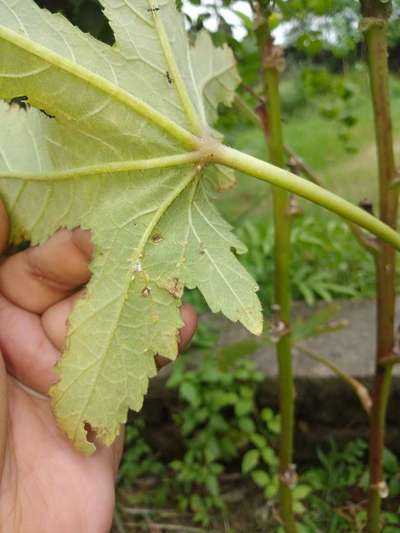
[360,447,400,500]
[300,439,400,532]
[237,215,380,308]
[166,351,267,526]
[241,407,313,525]
[241,407,280,499]
[118,417,166,486]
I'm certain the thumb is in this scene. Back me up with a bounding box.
[0,199,9,254]
[0,200,9,479]
[0,350,8,481]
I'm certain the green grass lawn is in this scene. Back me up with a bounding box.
[216,73,400,224]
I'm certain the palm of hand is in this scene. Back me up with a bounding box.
[0,224,121,533]
[2,370,118,533]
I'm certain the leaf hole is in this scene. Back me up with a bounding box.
[84,422,97,444]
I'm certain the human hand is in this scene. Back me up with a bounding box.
[0,202,197,533]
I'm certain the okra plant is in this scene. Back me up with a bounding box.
[0,0,398,531]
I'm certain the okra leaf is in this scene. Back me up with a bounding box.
[0,0,262,454]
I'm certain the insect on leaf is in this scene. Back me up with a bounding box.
[0,0,263,454]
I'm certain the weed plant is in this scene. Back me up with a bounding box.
[118,353,400,531]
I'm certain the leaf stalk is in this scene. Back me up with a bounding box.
[214,144,400,252]
[296,345,372,415]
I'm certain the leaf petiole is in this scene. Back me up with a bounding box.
[214,144,400,251]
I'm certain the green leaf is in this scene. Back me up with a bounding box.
[180,382,200,407]
[293,500,306,514]
[249,432,267,450]
[383,448,399,473]
[264,476,279,498]
[293,484,312,500]
[234,398,253,417]
[242,449,260,474]
[238,416,256,435]
[0,0,262,454]
[251,469,270,488]
[261,447,278,467]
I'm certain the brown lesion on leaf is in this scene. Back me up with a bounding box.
[151,233,163,244]
[141,286,151,298]
[15,228,31,243]
[166,277,184,299]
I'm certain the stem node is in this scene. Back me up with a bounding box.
[279,464,298,489]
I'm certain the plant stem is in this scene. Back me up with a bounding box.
[296,345,372,415]
[348,222,380,256]
[233,92,261,127]
[378,355,400,368]
[253,5,296,529]
[234,92,323,186]
[234,90,382,258]
[214,144,400,252]
[360,2,398,530]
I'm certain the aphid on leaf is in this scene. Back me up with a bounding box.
[39,108,55,119]
[9,95,29,110]
[147,7,160,12]
[166,71,173,85]
[8,96,54,118]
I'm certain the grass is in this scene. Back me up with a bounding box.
[216,71,400,224]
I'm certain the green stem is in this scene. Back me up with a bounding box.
[296,345,372,415]
[254,5,297,529]
[214,144,400,252]
[360,3,398,530]
[234,91,379,257]
[378,355,400,368]
[233,93,260,127]
[234,92,322,186]
[265,53,296,533]
[367,365,393,531]
[348,222,380,256]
